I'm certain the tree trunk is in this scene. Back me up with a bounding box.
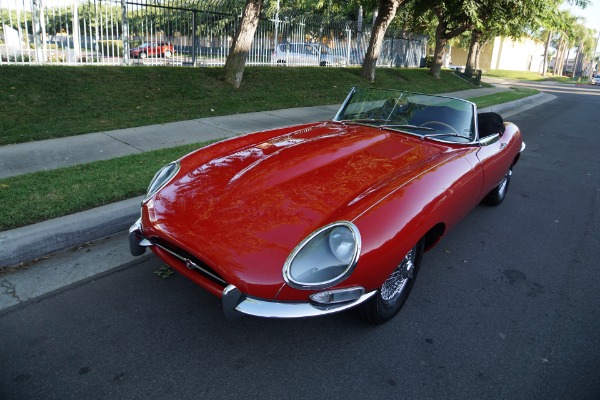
[542,30,551,76]
[429,21,447,79]
[554,37,564,75]
[474,39,487,70]
[464,30,481,75]
[574,41,584,78]
[360,0,401,81]
[223,0,264,88]
[561,45,571,76]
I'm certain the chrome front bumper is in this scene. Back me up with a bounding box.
[222,285,377,320]
[129,218,377,320]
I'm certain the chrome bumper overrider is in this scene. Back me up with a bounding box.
[520,142,526,152]
[129,218,152,256]
[129,219,377,320]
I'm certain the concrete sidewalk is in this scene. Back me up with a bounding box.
[0,84,556,272]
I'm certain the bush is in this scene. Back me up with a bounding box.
[2,54,32,62]
[47,53,66,63]
[424,56,433,68]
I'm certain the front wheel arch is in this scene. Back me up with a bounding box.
[424,223,445,252]
[359,238,425,324]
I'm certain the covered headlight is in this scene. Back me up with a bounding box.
[144,161,180,201]
[283,221,361,290]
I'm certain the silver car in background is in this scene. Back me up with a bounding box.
[271,43,347,66]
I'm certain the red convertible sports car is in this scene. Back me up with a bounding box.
[129,87,524,324]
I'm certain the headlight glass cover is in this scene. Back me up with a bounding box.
[283,221,361,290]
[144,161,180,201]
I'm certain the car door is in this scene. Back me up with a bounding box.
[475,133,513,200]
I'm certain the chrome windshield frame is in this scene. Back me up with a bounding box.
[333,87,480,146]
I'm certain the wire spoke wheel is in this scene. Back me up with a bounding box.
[360,239,424,324]
[484,168,512,206]
[380,249,415,304]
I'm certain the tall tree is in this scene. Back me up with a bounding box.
[425,0,476,78]
[223,0,264,88]
[571,24,595,77]
[554,11,578,75]
[360,0,404,81]
[540,0,590,75]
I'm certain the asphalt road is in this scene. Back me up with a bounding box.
[1,82,600,400]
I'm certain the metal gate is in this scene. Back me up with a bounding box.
[0,0,427,67]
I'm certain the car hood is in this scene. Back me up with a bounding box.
[143,121,456,295]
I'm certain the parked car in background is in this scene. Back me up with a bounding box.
[130,42,174,59]
[271,42,347,66]
[129,87,525,324]
[590,75,600,86]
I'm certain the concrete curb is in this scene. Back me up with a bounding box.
[479,92,556,117]
[0,92,557,269]
[1,197,143,268]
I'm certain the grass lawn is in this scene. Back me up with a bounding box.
[484,69,578,84]
[0,66,480,146]
[469,87,539,109]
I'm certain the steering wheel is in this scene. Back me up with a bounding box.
[420,121,458,134]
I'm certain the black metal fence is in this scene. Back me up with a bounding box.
[0,0,427,67]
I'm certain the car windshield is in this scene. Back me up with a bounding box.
[333,87,476,142]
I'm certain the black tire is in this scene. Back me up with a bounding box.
[483,169,511,206]
[360,239,424,324]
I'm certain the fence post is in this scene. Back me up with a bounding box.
[346,27,351,65]
[72,2,81,62]
[32,0,43,64]
[121,0,130,65]
[192,11,198,67]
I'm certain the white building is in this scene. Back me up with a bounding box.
[450,36,546,73]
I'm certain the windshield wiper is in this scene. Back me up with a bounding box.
[420,132,464,140]
[339,118,388,124]
[379,124,435,132]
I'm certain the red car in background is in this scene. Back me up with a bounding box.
[129,42,174,59]
[129,87,525,324]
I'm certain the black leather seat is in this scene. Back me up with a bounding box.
[478,112,504,138]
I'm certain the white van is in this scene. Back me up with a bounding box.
[271,43,347,66]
